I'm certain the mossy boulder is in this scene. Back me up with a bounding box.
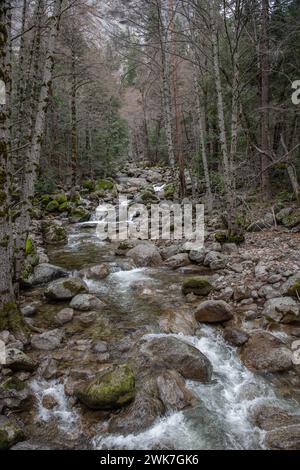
[214,231,228,243]
[69,207,90,223]
[0,302,28,332]
[215,230,245,244]
[40,195,52,208]
[281,210,300,228]
[164,183,175,200]
[182,277,213,296]
[0,416,26,450]
[82,179,95,192]
[58,201,70,213]
[287,280,300,298]
[0,377,32,410]
[140,191,160,204]
[70,191,81,204]
[76,364,135,410]
[41,221,67,244]
[96,179,115,191]
[45,277,88,301]
[53,193,67,205]
[45,200,59,213]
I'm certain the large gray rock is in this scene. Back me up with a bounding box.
[42,220,67,244]
[140,336,212,382]
[5,348,37,372]
[0,416,25,450]
[164,253,190,269]
[127,243,162,267]
[204,251,226,270]
[276,207,293,223]
[223,327,249,346]
[156,369,197,411]
[26,263,68,286]
[55,308,74,325]
[31,329,64,351]
[240,331,293,373]
[80,264,110,280]
[188,248,205,264]
[70,294,106,311]
[45,277,88,300]
[249,403,300,431]
[195,300,233,323]
[263,297,300,323]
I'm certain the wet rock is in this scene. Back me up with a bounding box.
[127,243,162,267]
[42,220,67,245]
[5,348,37,372]
[164,253,190,269]
[42,394,58,410]
[156,369,197,410]
[69,206,90,223]
[20,302,40,317]
[55,307,74,325]
[223,327,249,346]
[265,425,300,450]
[45,277,88,301]
[263,297,300,323]
[204,251,226,270]
[31,329,64,350]
[0,416,25,450]
[76,364,135,410]
[195,300,233,323]
[70,294,105,311]
[39,358,58,379]
[249,403,300,431]
[240,331,293,373]
[26,263,68,286]
[10,441,54,450]
[81,264,110,280]
[107,393,164,434]
[0,376,33,410]
[182,277,213,296]
[140,336,212,382]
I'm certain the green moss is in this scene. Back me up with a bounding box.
[45,199,59,212]
[0,420,26,450]
[96,179,115,191]
[58,201,70,212]
[141,191,159,204]
[281,210,300,228]
[40,194,52,207]
[0,301,29,332]
[214,231,228,243]
[77,365,135,410]
[215,230,245,245]
[20,260,33,280]
[0,190,7,204]
[70,191,81,204]
[54,193,67,204]
[25,237,34,256]
[69,207,90,222]
[0,376,25,392]
[164,183,175,200]
[82,179,95,191]
[287,280,300,298]
[182,277,213,296]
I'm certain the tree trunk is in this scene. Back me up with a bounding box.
[71,47,78,186]
[0,0,15,316]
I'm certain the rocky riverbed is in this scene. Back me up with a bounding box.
[1,164,300,450]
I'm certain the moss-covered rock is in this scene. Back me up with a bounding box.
[182,277,213,296]
[40,195,52,208]
[76,364,135,410]
[41,221,67,244]
[0,416,26,450]
[45,199,59,213]
[58,201,70,213]
[45,277,88,301]
[96,179,115,191]
[214,231,228,243]
[82,179,95,192]
[0,302,28,333]
[215,230,245,244]
[25,237,35,256]
[69,207,90,223]
[164,183,175,200]
[287,280,300,298]
[70,191,81,204]
[53,193,67,205]
[140,191,159,204]
[281,210,300,228]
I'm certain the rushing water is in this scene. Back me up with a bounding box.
[43,221,300,450]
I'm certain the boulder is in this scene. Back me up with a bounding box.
[76,364,135,410]
[0,377,32,411]
[140,336,212,382]
[80,264,110,280]
[5,348,37,372]
[182,277,213,296]
[188,248,205,264]
[240,331,293,372]
[26,263,68,286]
[127,243,162,267]
[204,251,226,270]
[164,253,190,269]
[195,300,233,323]
[31,329,64,351]
[249,403,300,431]
[69,206,90,223]
[0,416,25,450]
[263,297,300,323]
[265,425,300,450]
[41,220,67,244]
[223,327,249,346]
[281,273,300,297]
[55,308,74,325]
[281,209,300,228]
[276,207,293,223]
[156,369,197,410]
[45,277,88,301]
[70,294,105,311]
